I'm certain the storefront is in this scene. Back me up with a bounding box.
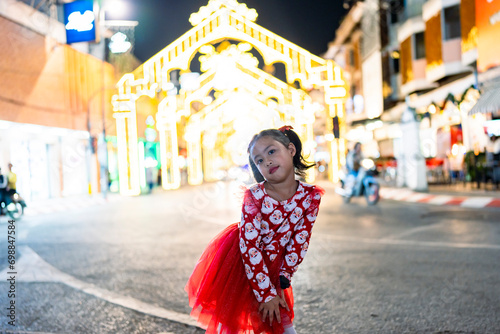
[0,120,91,202]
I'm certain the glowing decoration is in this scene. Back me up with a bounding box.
[157,96,181,190]
[109,32,132,54]
[112,0,349,193]
[189,0,258,26]
[66,11,95,32]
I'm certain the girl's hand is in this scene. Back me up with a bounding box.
[258,291,290,326]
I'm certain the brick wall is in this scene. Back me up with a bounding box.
[0,15,116,136]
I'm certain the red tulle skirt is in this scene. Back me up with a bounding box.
[185,223,294,334]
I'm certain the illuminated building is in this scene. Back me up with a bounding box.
[327,0,500,187]
[112,0,348,195]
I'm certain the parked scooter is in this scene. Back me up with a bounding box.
[0,191,27,220]
[336,159,380,205]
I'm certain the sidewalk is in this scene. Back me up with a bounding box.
[380,182,500,208]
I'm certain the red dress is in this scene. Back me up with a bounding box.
[185,181,324,334]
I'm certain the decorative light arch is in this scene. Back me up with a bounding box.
[112,0,348,195]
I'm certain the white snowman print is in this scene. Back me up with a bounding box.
[269,209,283,225]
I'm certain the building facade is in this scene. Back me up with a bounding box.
[325,0,500,186]
[0,0,117,201]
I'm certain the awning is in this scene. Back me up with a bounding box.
[469,80,500,116]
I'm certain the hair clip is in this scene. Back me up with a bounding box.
[278,125,293,133]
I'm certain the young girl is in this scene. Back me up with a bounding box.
[185,126,324,334]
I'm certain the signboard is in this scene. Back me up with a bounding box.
[476,0,500,72]
[64,0,97,44]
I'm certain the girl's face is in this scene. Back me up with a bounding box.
[250,136,296,182]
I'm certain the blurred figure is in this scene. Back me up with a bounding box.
[345,142,365,195]
[145,167,154,194]
[0,167,7,206]
[6,163,17,196]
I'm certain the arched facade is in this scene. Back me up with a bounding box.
[112,0,348,195]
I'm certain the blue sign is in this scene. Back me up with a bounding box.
[64,0,97,44]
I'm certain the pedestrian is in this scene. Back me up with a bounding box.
[185,126,324,334]
[145,167,154,194]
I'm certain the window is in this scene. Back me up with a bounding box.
[349,49,355,67]
[443,5,461,40]
[392,57,400,73]
[414,32,426,59]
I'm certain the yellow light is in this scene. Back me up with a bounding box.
[451,144,459,156]
[428,104,437,114]
[325,133,335,141]
[112,0,349,192]
[391,50,400,59]
[202,96,213,105]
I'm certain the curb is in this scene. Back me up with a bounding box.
[380,188,500,208]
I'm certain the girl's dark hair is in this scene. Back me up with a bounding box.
[247,128,315,182]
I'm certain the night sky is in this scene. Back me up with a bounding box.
[106,0,347,63]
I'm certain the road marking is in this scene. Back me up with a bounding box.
[318,233,500,250]
[381,222,444,240]
[0,247,202,329]
[460,197,496,208]
[426,195,455,205]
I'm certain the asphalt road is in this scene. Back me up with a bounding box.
[0,181,499,333]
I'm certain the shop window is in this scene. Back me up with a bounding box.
[414,32,426,59]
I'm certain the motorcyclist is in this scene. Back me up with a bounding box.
[0,167,11,208]
[345,142,366,196]
[6,163,16,197]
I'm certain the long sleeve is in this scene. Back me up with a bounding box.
[239,189,278,303]
[279,188,323,281]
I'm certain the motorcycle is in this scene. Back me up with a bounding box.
[0,191,27,220]
[336,159,380,205]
